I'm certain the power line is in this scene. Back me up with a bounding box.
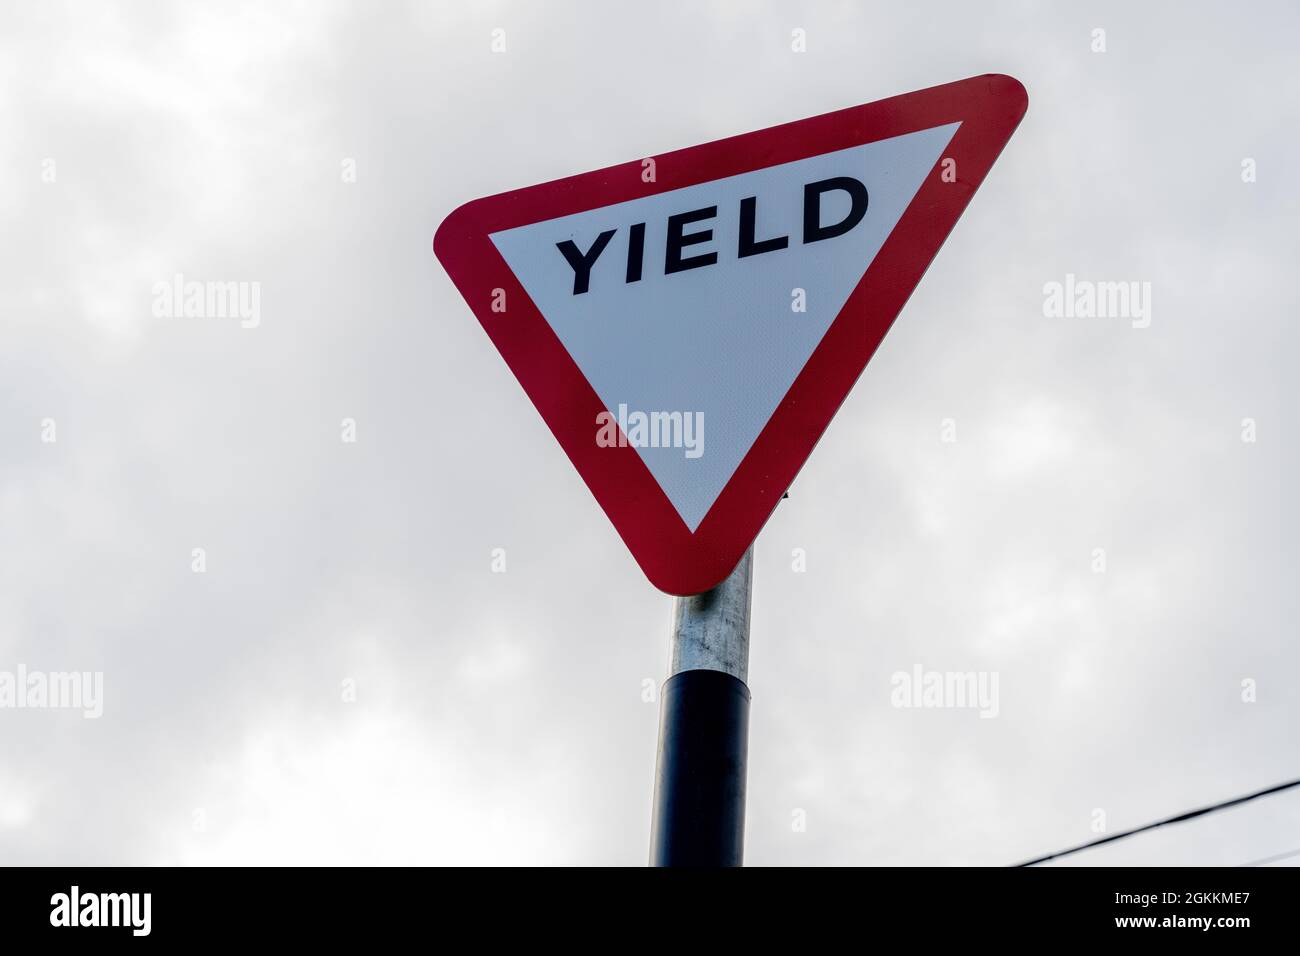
[1239,846,1300,867]
[1014,775,1300,867]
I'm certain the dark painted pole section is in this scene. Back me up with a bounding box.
[649,548,753,867]
[649,670,750,866]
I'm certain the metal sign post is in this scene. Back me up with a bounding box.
[649,548,753,866]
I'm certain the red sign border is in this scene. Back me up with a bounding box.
[434,74,1028,595]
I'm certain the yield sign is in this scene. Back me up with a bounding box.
[435,74,1027,595]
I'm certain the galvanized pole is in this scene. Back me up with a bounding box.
[649,547,752,866]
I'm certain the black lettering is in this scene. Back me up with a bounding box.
[803,177,869,244]
[557,229,616,295]
[626,222,646,283]
[665,206,718,274]
[738,196,789,258]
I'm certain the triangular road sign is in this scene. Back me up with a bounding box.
[435,74,1027,595]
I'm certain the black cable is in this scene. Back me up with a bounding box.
[1239,846,1300,867]
[1013,776,1300,867]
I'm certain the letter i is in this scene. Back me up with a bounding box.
[626,223,646,283]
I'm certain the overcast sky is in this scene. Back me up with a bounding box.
[2,0,1297,866]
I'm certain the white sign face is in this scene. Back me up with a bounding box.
[491,123,959,530]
